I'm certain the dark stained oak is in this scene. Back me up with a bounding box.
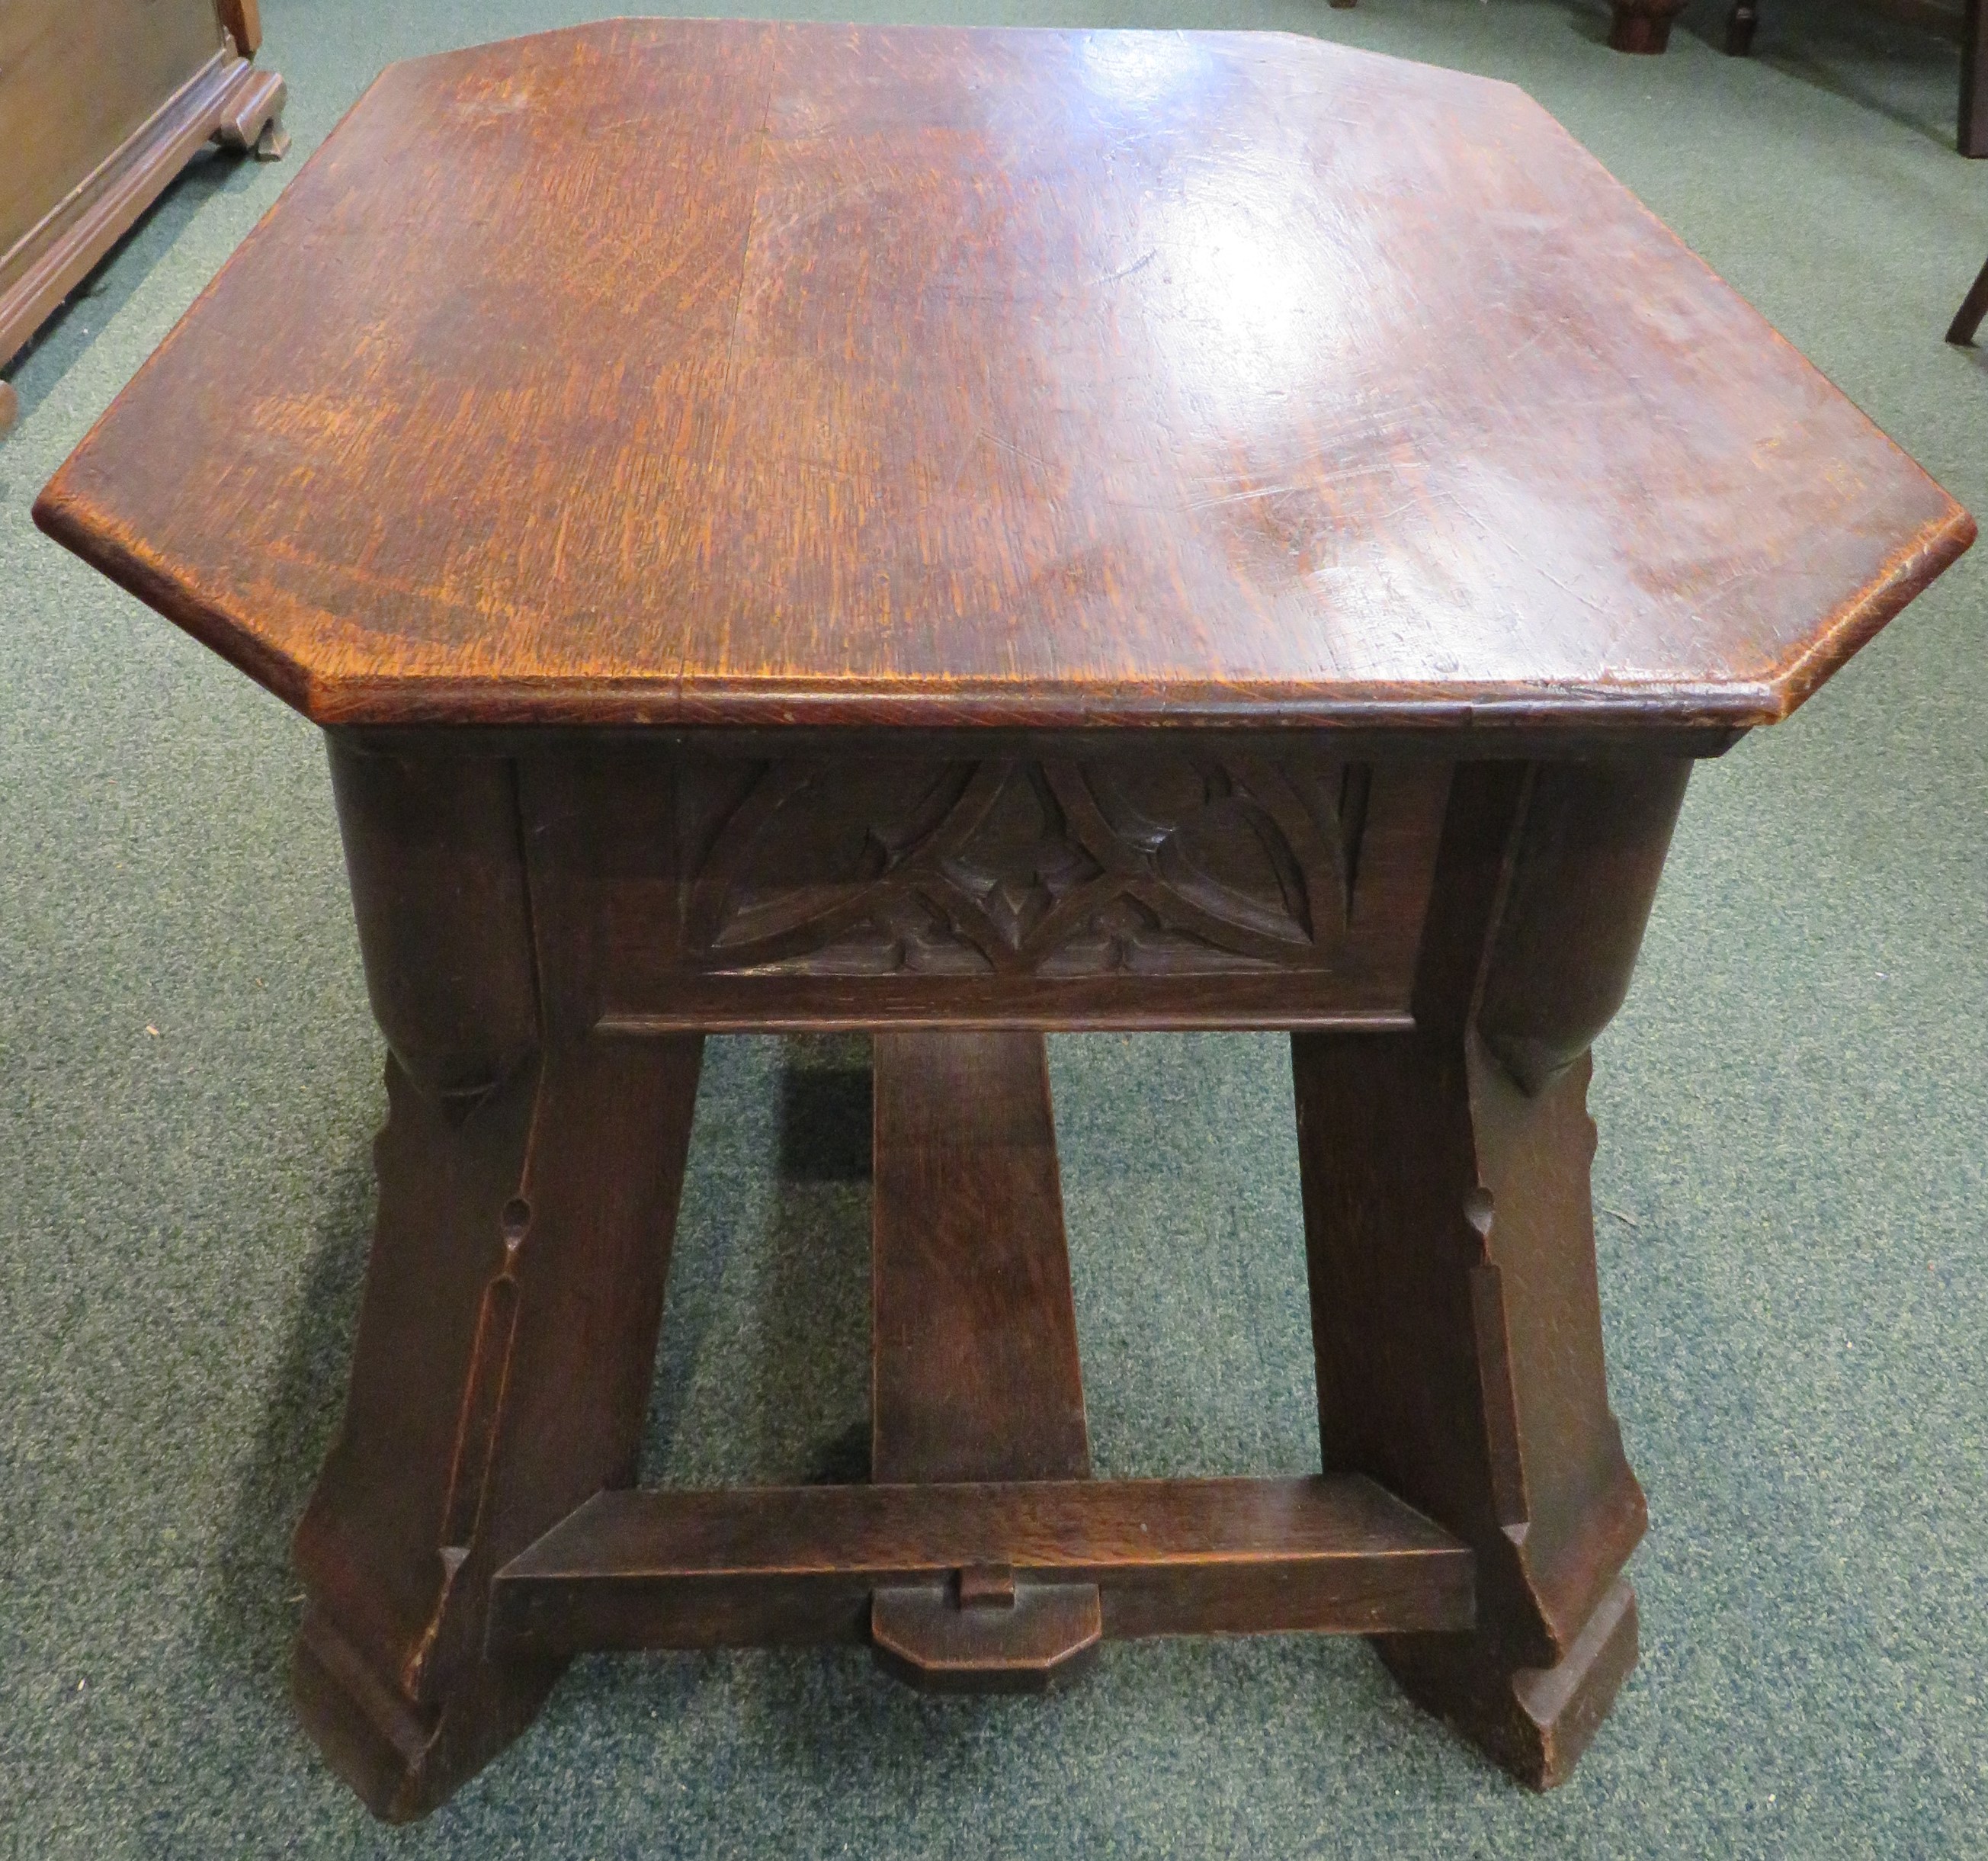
[1292,759,1688,1786]
[32,17,1978,1824]
[871,1032,1090,1484]
[1967,0,1988,157]
[511,734,1453,1036]
[486,1476,1476,1657]
[291,1029,708,1821]
[870,1029,1098,1685]
[871,1580,1103,1691]
[293,742,708,1822]
[33,20,1970,733]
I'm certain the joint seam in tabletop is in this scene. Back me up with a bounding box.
[672,23,787,729]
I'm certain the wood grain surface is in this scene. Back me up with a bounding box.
[34,19,1972,730]
[870,1032,1091,1485]
[485,1475,1475,1655]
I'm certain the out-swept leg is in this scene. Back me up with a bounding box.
[292,741,703,1820]
[1295,759,1689,1787]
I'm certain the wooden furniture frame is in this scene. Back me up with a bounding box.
[280,728,1693,1815]
[34,20,1971,1822]
[0,0,285,433]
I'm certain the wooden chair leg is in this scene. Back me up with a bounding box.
[292,741,704,1819]
[1948,255,1988,345]
[1294,759,1688,1788]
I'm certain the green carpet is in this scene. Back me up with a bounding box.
[4,1,1986,1853]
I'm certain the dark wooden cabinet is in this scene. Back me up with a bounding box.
[0,0,286,432]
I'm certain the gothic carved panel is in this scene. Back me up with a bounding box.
[521,742,1451,1030]
[681,755,1366,980]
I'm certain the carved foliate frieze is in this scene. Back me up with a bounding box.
[519,742,1450,1030]
[681,755,1368,980]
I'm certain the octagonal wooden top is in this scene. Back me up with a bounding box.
[34,19,1971,733]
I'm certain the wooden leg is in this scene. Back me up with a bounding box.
[482,1039,1471,1673]
[1724,0,1759,55]
[1608,0,1688,53]
[295,739,704,1819]
[0,380,18,436]
[867,1030,1100,1689]
[1950,255,1988,345]
[1295,758,1688,1787]
[1294,1033,1643,1786]
[293,1037,703,1818]
[479,1025,1478,1670]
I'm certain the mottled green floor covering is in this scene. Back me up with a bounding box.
[4,0,1986,1853]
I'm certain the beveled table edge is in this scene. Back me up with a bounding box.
[30,483,1975,736]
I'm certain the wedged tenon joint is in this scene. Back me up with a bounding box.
[1476,760,1692,1093]
[327,734,540,1105]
